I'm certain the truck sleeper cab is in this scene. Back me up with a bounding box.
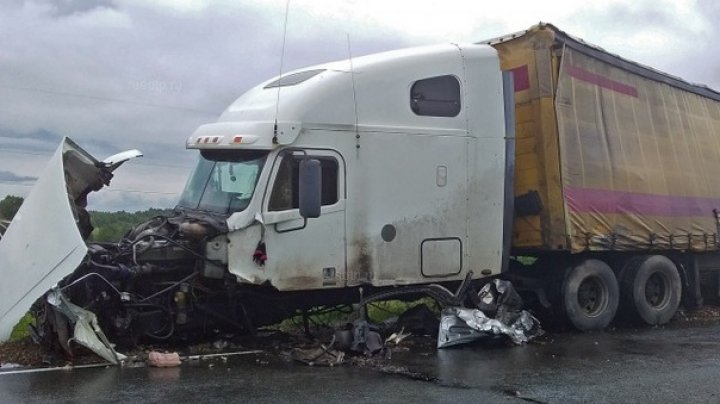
[8,24,720,354]
[186,23,720,332]
[182,43,512,312]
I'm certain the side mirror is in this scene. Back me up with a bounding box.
[299,158,322,218]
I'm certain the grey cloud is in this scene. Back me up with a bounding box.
[561,1,720,91]
[0,170,37,183]
[593,5,675,29]
[658,1,720,91]
[52,0,115,16]
[5,1,715,212]
[568,0,694,38]
[0,127,62,143]
[0,127,65,155]
[0,1,413,213]
[20,0,117,16]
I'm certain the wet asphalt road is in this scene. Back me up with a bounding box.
[3,321,720,403]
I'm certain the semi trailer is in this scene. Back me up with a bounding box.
[2,23,720,352]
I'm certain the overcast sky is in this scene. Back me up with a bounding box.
[1,0,718,211]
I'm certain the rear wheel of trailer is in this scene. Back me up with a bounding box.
[561,259,619,331]
[619,255,682,326]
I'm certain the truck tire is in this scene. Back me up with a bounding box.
[619,255,681,325]
[562,259,619,331]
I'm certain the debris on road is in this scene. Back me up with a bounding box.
[385,328,410,345]
[147,351,181,367]
[387,304,439,337]
[44,289,126,365]
[291,345,345,367]
[438,280,543,348]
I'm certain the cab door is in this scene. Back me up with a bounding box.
[260,149,346,291]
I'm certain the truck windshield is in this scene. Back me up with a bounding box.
[177,150,268,214]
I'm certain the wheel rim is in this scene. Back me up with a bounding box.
[644,272,669,309]
[577,276,608,317]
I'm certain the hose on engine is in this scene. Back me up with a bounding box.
[138,271,199,303]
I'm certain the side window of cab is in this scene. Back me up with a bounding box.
[269,155,339,211]
[410,75,461,117]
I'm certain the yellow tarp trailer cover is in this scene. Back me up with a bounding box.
[487,24,720,252]
[556,42,720,252]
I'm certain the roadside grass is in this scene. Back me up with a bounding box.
[10,312,35,341]
[274,297,439,333]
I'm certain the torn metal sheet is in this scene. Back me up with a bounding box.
[0,137,141,342]
[47,289,126,364]
[438,307,542,348]
[437,309,487,348]
[0,140,88,341]
[438,279,543,348]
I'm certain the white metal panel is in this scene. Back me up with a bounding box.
[199,43,507,288]
[206,44,496,151]
[421,239,462,277]
[102,149,143,170]
[0,139,87,341]
[350,132,469,286]
[459,44,507,276]
[227,148,347,290]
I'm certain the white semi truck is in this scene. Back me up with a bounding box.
[2,24,720,351]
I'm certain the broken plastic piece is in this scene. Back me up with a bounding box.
[253,242,267,266]
[350,320,384,356]
[147,351,182,367]
[385,327,410,345]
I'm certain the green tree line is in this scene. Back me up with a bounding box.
[0,195,171,241]
[89,208,172,241]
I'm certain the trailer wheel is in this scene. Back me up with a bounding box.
[562,259,619,331]
[619,255,681,325]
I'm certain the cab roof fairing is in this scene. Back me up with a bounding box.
[187,43,499,150]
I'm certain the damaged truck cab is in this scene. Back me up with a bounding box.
[0,43,512,353]
[8,24,720,357]
[182,43,511,293]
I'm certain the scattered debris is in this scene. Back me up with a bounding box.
[147,351,181,367]
[349,320,385,356]
[0,362,112,376]
[438,307,542,348]
[44,289,126,364]
[182,350,263,361]
[291,346,345,367]
[0,363,22,369]
[390,304,439,336]
[385,327,410,345]
[438,280,543,348]
[0,339,45,367]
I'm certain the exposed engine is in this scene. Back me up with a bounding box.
[32,211,258,351]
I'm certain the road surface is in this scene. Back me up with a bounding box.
[2,320,720,403]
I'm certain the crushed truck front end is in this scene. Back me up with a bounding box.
[0,42,513,358]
